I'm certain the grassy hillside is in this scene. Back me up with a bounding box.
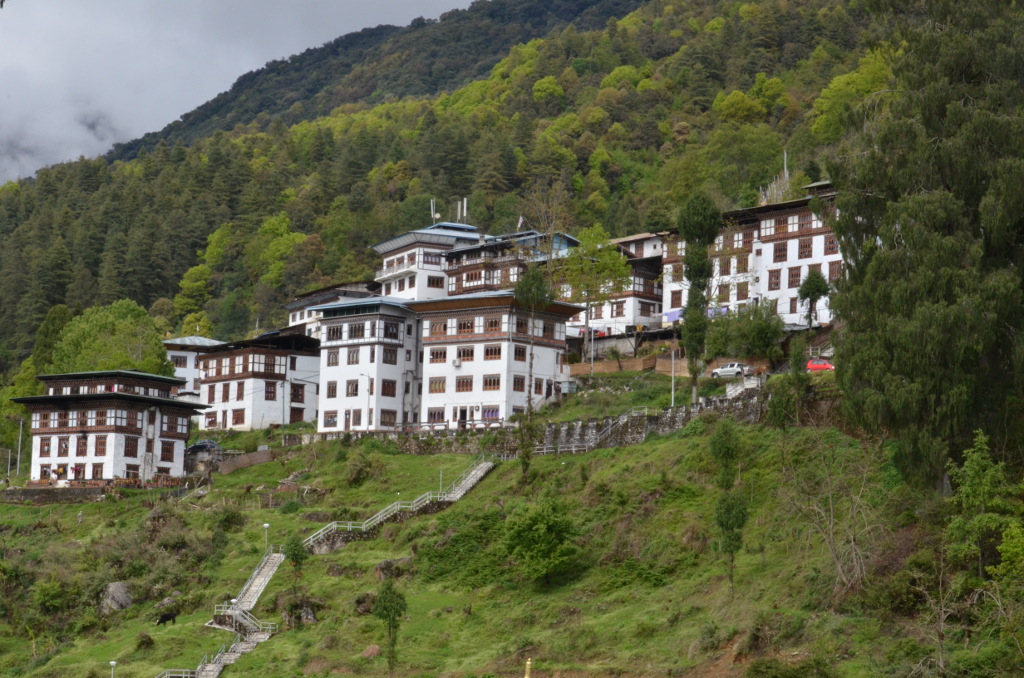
[7,374,1018,677]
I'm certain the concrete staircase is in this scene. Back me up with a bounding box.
[445,461,494,501]
[235,552,285,611]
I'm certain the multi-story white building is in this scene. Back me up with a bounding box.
[444,230,578,296]
[13,371,206,482]
[313,297,422,433]
[409,290,580,429]
[662,183,840,327]
[372,222,482,301]
[283,282,378,339]
[163,336,224,396]
[198,333,320,431]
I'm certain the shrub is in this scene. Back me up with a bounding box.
[279,500,303,515]
[215,508,246,532]
[135,632,155,651]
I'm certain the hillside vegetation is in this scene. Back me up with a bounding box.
[2,373,1023,677]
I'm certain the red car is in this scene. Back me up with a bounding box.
[806,359,835,372]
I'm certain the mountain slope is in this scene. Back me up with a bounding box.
[107,0,648,161]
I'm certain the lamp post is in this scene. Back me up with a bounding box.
[263,523,270,551]
[109,660,116,678]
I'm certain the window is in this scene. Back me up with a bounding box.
[736,282,749,301]
[380,410,398,427]
[326,325,343,341]
[324,411,338,428]
[57,411,69,428]
[327,350,339,366]
[484,345,501,360]
[95,436,107,456]
[611,302,625,318]
[290,407,304,424]
[457,318,474,334]
[788,267,802,288]
[383,348,398,365]
[798,237,813,259]
[382,380,397,397]
[76,437,87,456]
[124,464,140,479]
[265,381,277,401]
[736,255,749,274]
[515,318,528,334]
[483,374,501,391]
[733,232,743,249]
[290,356,297,370]
[513,375,526,392]
[825,234,839,255]
[481,406,500,421]
[640,302,656,316]
[720,257,731,276]
[829,260,843,282]
[219,383,229,402]
[205,412,217,428]
[768,269,781,291]
[124,437,139,458]
[236,382,244,401]
[534,378,544,395]
[232,409,245,426]
[773,242,787,263]
[717,285,730,303]
[514,345,526,361]
[346,380,359,397]
[348,348,360,365]
[456,376,473,392]
[790,297,798,314]
[161,441,175,462]
[351,409,363,427]
[349,322,365,339]
[57,436,69,457]
[427,408,445,423]
[427,276,445,288]
[485,316,501,332]
[593,305,603,320]
[91,463,103,480]
[430,321,447,336]
[429,378,446,393]
[383,322,400,339]
[396,278,405,291]
[408,275,415,288]
[457,346,474,362]
[155,466,171,476]
[430,348,447,363]
[326,381,337,398]
[171,355,187,368]
[670,290,682,308]
[41,438,52,457]
[542,322,554,338]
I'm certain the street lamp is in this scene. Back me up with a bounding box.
[109,660,117,678]
[263,523,270,551]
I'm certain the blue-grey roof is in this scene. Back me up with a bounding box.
[308,295,413,314]
[163,336,224,348]
[372,222,483,254]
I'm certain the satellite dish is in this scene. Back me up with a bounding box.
[434,213,441,219]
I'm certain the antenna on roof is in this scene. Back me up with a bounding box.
[430,199,436,223]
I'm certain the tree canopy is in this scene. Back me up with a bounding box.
[48,300,173,376]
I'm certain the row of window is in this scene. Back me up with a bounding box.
[48,382,171,398]
[38,435,176,461]
[429,344,513,362]
[39,462,172,481]
[202,354,294,377]
[324,321,410,342]
[322,409,401,428]
[203,407,305,428]
[326,346,407,366]
[325,379,402,398]
[32,410,188,433]
[428,317,556,338]
[426,406,504,423]
[428,375,505,393]
[771,235,839,263]
[571,300,662,322]
[206,381,306,404]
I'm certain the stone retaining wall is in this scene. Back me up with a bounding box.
[0,487,107,505]
[219,450,274,474]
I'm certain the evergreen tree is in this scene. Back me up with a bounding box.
[373,577,407,678]
[797,267,829,328]
[828,0,1024,485]
[677,192,722,404]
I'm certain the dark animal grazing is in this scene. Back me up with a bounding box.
[156,612,177,626]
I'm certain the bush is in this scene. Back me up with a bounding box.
[135,632,155,651]
[215,508,246,532]
[279,500,303,514]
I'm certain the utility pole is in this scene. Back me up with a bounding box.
[17,418,23,476]
[671,349,676,408]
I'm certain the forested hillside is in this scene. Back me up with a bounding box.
[0,0,873,373]
[108,0,650,160]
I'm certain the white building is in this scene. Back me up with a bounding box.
[283,282,378,339]
[372,222,483,301]
[312,297,421,433]
[163,336,224,395]
[198,333,320,431]
[408,291,580,429]
[662,183,841,327]
[13,371,206,482]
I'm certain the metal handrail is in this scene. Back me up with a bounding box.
[213,604,279,634]
[304,455,492,548]
[235,544,282,602]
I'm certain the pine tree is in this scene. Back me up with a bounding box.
[828,0,1024,485]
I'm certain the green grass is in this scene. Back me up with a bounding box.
[0,393,1018,677]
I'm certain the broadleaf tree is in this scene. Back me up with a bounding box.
[677,191,722,404]
[49,299,174,376]
[828,0,1024,485]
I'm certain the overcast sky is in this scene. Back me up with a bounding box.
[0,0,471,183]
